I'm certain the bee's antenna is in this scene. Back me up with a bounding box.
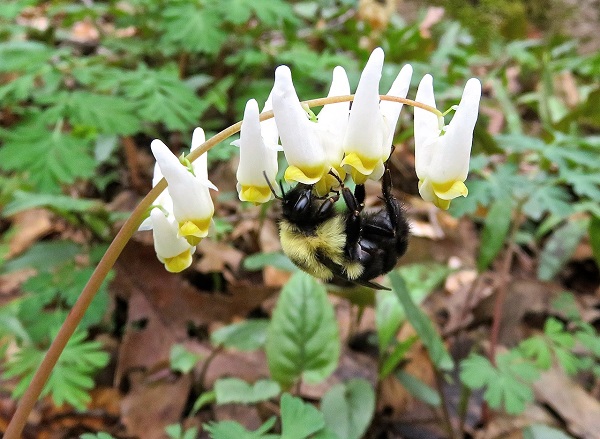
[263,171,282,200]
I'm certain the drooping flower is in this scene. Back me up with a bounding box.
[414,75,481,210]
[138,161,173,231]
[236,99,279,204]
[341,47,413,184]
[150,208,195,273]
[151,130,217,246]
[313,65,351,195]
[272,65,329,186]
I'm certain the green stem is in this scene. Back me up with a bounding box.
[4,93,441,439]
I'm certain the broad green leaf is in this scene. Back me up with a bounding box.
[211,320,269,351]
[389,272,453,371]
[280,393,325,439]
[0,241,81,274]
[214,378,280,405]
[395,370,441,407]
[65,91,140,134]
[216,0,297,26]
[80,433,117,439]
[3,191,103,216]
[266,273,340,388]
[169,344,202,374]
[321,379,375,439]
[397,263,451,303]
[538,219,588,280]
[375,290,404,353]
[589,215,600,268]
[478,197,513,271]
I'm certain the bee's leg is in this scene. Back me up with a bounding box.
[316,193,340,219]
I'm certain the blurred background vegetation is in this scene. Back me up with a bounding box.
[1,0,600,437]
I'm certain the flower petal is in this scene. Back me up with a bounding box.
[414,74,440,180]
[151,208,194,272]
[343,48,385,165]
[236,99,278,201]
[429,78,481,183]
[272,65,327,182]
[261,91,279,150]
[432,180,469,200]
[380,64,413,158]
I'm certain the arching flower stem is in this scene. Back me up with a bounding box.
[4,94,443,439]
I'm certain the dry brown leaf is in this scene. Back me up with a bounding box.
[534,368,600,439]
[7,209,53,258]
[419,7,445,38]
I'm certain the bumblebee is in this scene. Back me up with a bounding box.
[268,166,409,290]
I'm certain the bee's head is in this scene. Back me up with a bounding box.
[280,183,315,223]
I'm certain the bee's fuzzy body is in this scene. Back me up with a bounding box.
[276,169,408,290]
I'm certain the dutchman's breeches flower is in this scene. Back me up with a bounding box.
[272,65,329,186]
[342,47,413,184]
[150,208,194,273]
[151,128,217,246]
[236,99,279,204]
[314,65,351,195]
[414,75,481,210]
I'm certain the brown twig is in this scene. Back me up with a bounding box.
[4,93,442,439]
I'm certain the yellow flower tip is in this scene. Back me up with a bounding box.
[162,250,193,273]
[239,184,273,204]
[313,173,341,197]
[349,168,368,185]
[340,152,379,176]
[284,164,328,184]
[178,218,211,245]
[433,196,452,210]
[432,180,469,200]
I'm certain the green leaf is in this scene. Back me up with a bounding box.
[321,379,375,439]
[1,241,81,274]
[0,121,97,193]
[3,190,103,216]
[64,91,140,134]
[395,370,441,407]
[375,290,404,353]
[204,417,278,439]
[379,336,418,379]
[522,184,573,221]
[80,433,117,439]
[120,65,204,131]
[538,219,588,280]
[589,215,600,268]
[460,351,538,415]
[266,273,340,388]
[389,272,453,371]
[160,3,227,55]
[477,197,513,271]
[215,378,280,405]
[3,330,109,410]
[519,318,578,374]
[211,320,269,351]
[191,390,216,414]
[243,252,298,272]
[280,393,325,439]
[217,0,296,26]
[165,424,198,439]
[523,424,574,439]
[169,344,202,374]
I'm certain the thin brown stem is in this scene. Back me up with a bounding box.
[4,93,442,439]
[488,205,522,365]
[435,371,457,439]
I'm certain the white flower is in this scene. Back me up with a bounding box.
[414,75,481,210]
[341,47,412,184]
[150,208,194,273]
[151,130,217,246]
[313,65,351,194]
[272,65,329,186]
[138,162,173,231]
[236,99,279,204]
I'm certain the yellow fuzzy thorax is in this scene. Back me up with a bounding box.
[279,216,346,280]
